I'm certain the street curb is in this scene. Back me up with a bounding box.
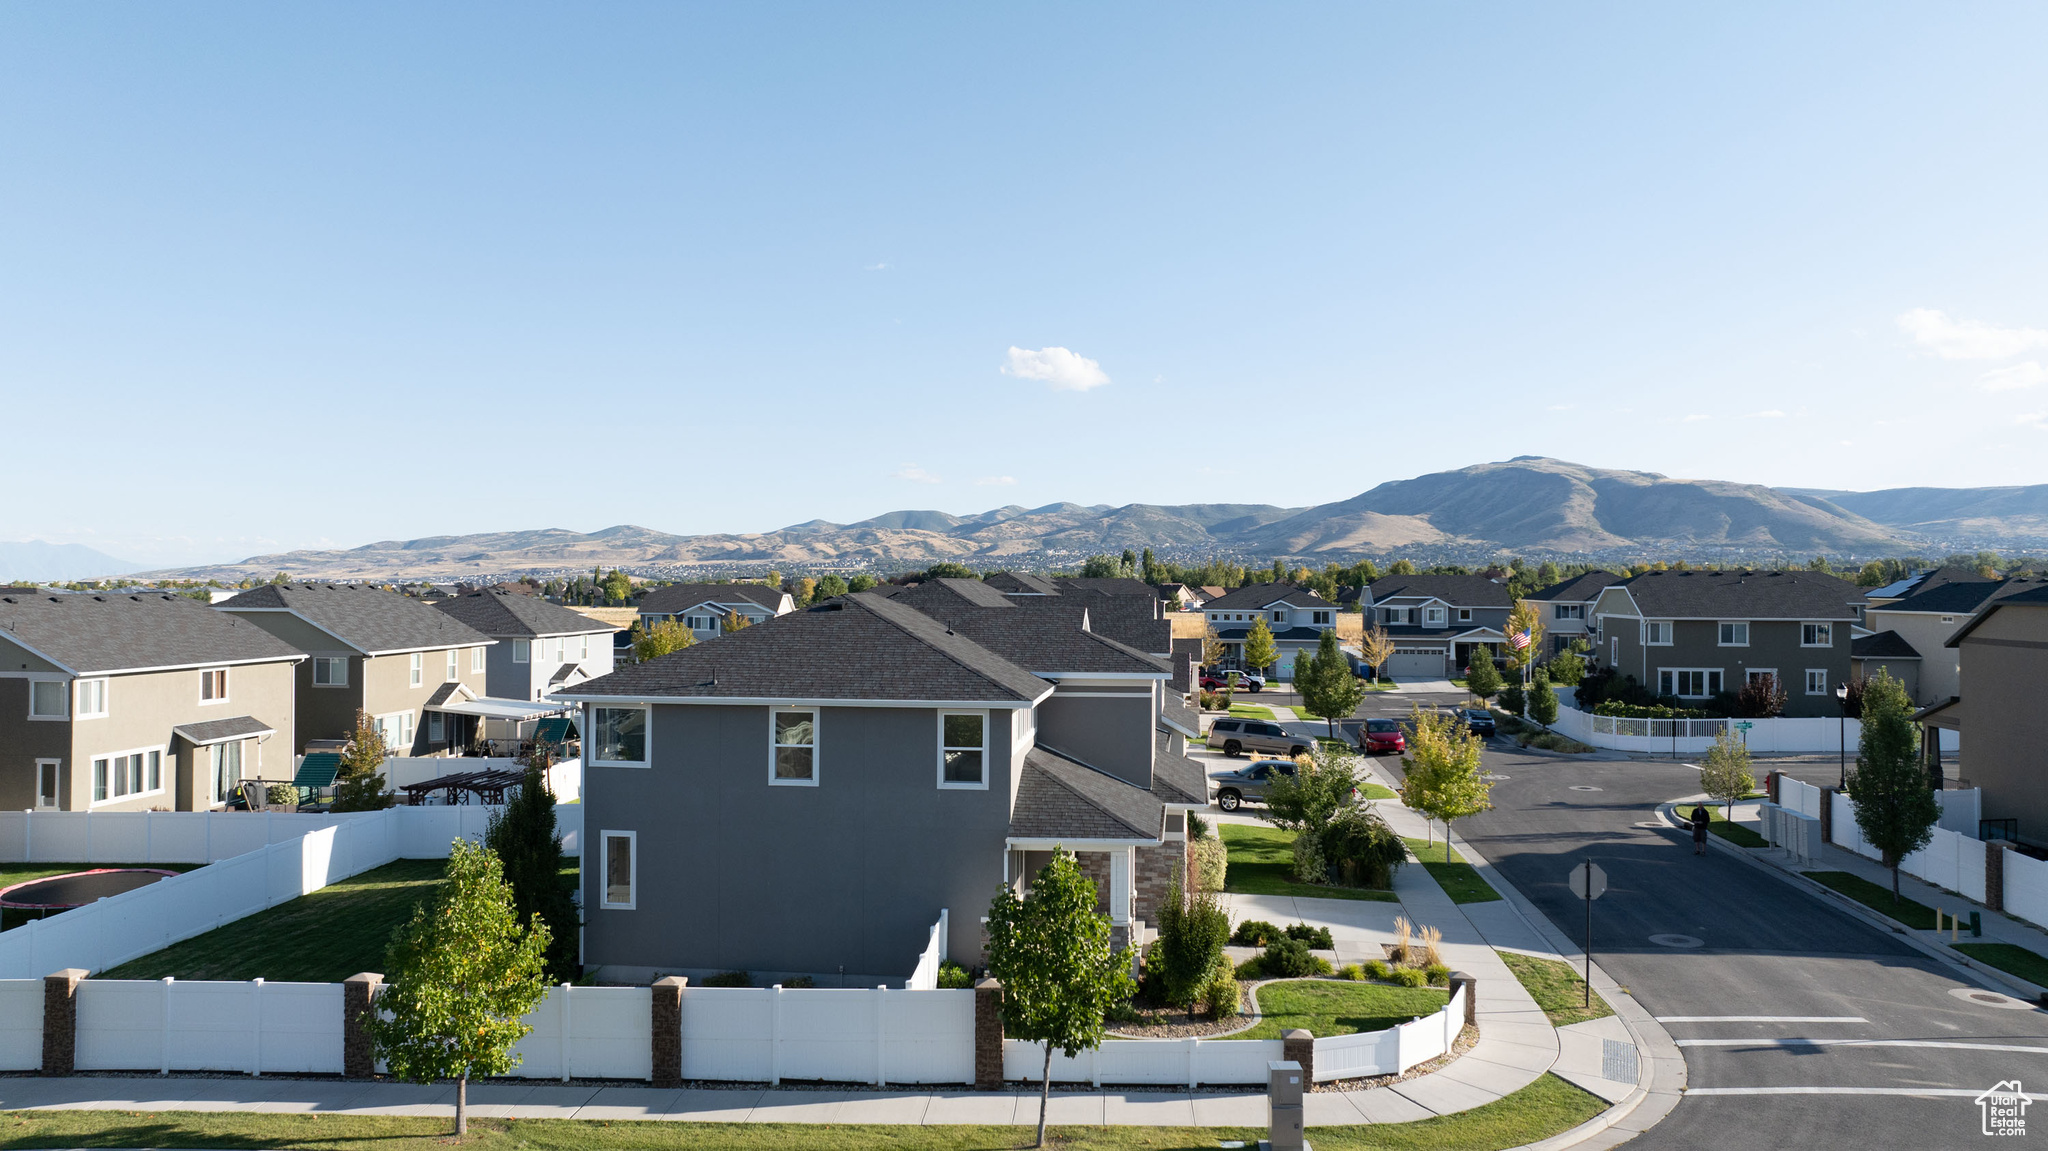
[1657,799,2048,1005]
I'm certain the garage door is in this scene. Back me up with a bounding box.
[1386,649,1446,678]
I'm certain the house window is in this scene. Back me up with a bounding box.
[35,760,59,809]
[446,650,459,682]
[312,657,348,687]
[94,747,164,804]
[1806,669,1829,695]
[28,679,66,719]
[198,668,228,703]
[1425,607,1446,625]
[1657,669,1723,698]
[1554,604,1584,620]
[1272,611,1286,623]
[375,712,414,753]
[512,640,530,663]
[1458,608,1472,622]
[75,678,108,718]
[1312,611,1331,625]
[1643,621,1672,645]
[1748,669,1778,686]
[601,830,636,910]
[939,712,986,789]
[409,652,423,687]
[92,758,105,803]
[591,707,648,766]
[211,741,243,804]
[1718,622,1749,647]
[472,646,486,673]
[1801,623,1833,648]
[1940,615,1955,625]
[428,712,444,742]
[771,709,817,785]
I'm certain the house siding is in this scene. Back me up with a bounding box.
[1036,692,1153,788]
[1956,606,2048,843]
[1865,609,1965,705]
[0,674,76,811]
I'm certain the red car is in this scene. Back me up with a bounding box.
[1358,718,1406,755]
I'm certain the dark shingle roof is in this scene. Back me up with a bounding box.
[1008,747,1163,842]
[1608,570,1862,620]
[983,572,1061,595]
[1947,583,2048,647]
[1201,581,1338,611]
[219,583,493,655]
[1873,576,2048,618]
[1151,733,1207,806]
[433,589,618,639]
[892,592,1168,676]
[1159,696,1200,738]
[891,578,1018,610]
[1853,631,1922,660]
[1215,625,1333,641]
[0,592,303,674]
[171,715,276,745]
[556,592,1049,704]
[1525,571,1627,602]
[635,582,787,615]
[1055,577,1160,598]
[1068,595,1170,653]
[1366,575,1514,608]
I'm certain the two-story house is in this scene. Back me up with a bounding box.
[554,589,1204,985]
[0,591,302,811]
[1590,569,1863,717]
[1362,574,1514,679]
[431,589,618,702]
[1856,573,2046,707]
[216,583,494,754]
[1524,571,1627,659]
[634,583,795,642]
[975,572,1173,657]
[1198,582,1342,678]
[1919,585,2048,841]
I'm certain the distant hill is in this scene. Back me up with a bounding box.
[0,541,140,582]
[1780,484,2048,548]
[136,458,1959,582]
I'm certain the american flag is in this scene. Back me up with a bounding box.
[1510,629,1531,650]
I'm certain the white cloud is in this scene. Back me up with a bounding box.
[2017,412,2048,432]
[1896,308,2048,360]
[973,475,1017,486]
[1748,409,1786,418]
[865,260,890,271]
[890,463,941,484]
[1002,346,1110,392]
[1981,361,2048,391]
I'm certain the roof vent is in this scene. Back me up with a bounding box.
[93,595,105,602]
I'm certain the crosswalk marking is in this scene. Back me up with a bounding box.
[1656,1015,1866,1023]
[1688,1087,2046,1100]
[1676,1038,2048,1054]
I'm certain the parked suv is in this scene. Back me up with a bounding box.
[1205,717,1309,758]
[1199,669,1265,693]
[1208,758,1296,811]
[1460,709,1496,738]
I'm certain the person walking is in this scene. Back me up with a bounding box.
[1691,804,1711,855]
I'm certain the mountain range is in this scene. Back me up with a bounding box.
[114,458,2048,584]
[0,541,141,582]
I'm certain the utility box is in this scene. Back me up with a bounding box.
[1267,1059,1306,1150]
[1268,1059,1304,1107]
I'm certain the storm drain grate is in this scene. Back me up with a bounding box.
[1602,1037,1638,1083]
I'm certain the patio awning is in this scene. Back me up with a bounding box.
[424,697,571,722]
[172,716,275,746]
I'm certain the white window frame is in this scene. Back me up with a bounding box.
[1458,608,1472,622]
[75,678,108,719]
[90,744,165,807]
[408,652,423,687]
[210,739,245,806]
[1642,621,1673,646]
[769,707,819,787]
[1805,669,1829,695]
[35,759,60,809]
[446,650,459,682]
[198,666,229,704]
[1425,606,1446,625]
[312,656,349,687]
[1657,668,1724,699]
[1801,622,1833,648]
[580,635,589,660]
[599,829,637,910]
[512,639,530,663]
[375,711,414,753]
[1554,604,1584,621]
[27,678,67,720]
[937,710,990,791]
[588,705,650,768]
[1717,621,1749,647]
[472,646,485,673]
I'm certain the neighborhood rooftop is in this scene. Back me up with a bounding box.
[1524,570,1627,601]
[1609,568,1864,619]
[0,592,302,674]
[217,582,494,655]
[431,588,615,638]
[1199,581,1339,610]
[635,582,788,615]
[1365,573,1514,607]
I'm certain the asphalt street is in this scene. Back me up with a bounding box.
[1303,687,2048,1151]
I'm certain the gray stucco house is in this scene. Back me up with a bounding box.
[634,583,794,642]
[1361,574,1515,678]
[1857,568,2046,707]
[432,589,618,702]
[1198,581,1342,678]
[1524,571,1627,659]
[554,585,1206,986]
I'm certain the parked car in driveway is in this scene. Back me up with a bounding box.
[1205,717,1309,758]
[1358,717,1407,755]
[1199,669,1265,693]
[1208,758,1297,811]
[1460,708,1496,738]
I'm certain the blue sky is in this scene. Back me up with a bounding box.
[4,4,2046,567]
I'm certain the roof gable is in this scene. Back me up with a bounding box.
[1366,575,1513,608]
[635,583,788,615]
[218,583,492,655]
[1613,569,1862,620]
[432,589,620,638]
[0,592,303,675]
[1201,581,1337,611]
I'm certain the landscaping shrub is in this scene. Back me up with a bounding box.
[485,753,580,981]
[1498,682,1526,718]
[1320,806,1406,889]
[1425,963,1451,986]
[782,975,816,989]
[1153,878,1230,1018]
[266,783,299,807]
[1284,923,1335,949]
[702,971,751,988]
[1191,832,1228,893]
[1259,937,1328,979]
[1199,690,1227,710]
[332,709,394,813]
[937,960,973,989]
[1204,964,1241,1020]
[1289,828,1328,884]
[1232,919,1282,947]
[1337,963,1364,982]
[1365,959,1393,981]
[1391,966,1430,988]
[1593,701,1710,719]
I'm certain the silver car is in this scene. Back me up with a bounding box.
[1208,758,1297,812]
[1205,717,1310,759]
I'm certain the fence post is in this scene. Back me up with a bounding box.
[1988,842,2007,913]
[650,977,684,1087]
[770,984,782,1087]
[561,983,574,1083]
[1448,971,1477,1027]
[343,973,381,1078]
[973,978,1004,1090]
[160,977,173,1076]
[1188,1037,1198,1090]
[1283,1028,1314,1084]
[251,978,264,1076]
[875,986,888,1088]
[1819,787,1834,845]
[41,969,87,1076]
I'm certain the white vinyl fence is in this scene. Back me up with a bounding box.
[1829,790,1990,905]
[1554,704,1864,754]
[1311,985,1465,1082]
[76,979,344,1074]
[681,986,973,1085]
[905,911,948,991]
[509,984,653,1081]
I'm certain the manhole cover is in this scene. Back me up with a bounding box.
[1650,934,1704,948]
[1951,987,2037,1010]
[1570,785,1603,792]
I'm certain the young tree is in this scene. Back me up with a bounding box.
[1400,706,1491,848]
[1200,622,1226,670]
[846,573,878,593]
[1242,616,1279,676]
[1547,639,1588,687]
[601,569,633,605]
[1080,555,1121,578]
[1358,624,1394,683]
[1528,671,1560,727]
[1269,559,1288,583]
[485,751,580,980]
[1262,744,1364,883]
[721,609,752,633]
[1464,645,1502,702]
[1504,599,1545,678]
[814,572,850,600]
[1735,673,1786,718]
[1536,560,1563,587]
[1297,627,1364,737]
[793,576,817,607]
[333,709,393,812]
[1387,558,1417,576]
[985,852,1135,1148]
[1847,671,1939,902]
[1151,876,1230,1020]
[369,840,550,1136]
[1697,728,1755,820]
[1141,547,1160,585]
[633,618,696,661]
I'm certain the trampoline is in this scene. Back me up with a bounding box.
[0,868,179,910]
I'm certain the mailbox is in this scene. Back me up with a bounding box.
[1267,1059,1304,1107]
[1267,1059,1306,1149]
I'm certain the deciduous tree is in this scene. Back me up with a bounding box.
[1547,639,1588,687]
[1464,646,1502,701]
[1243,616,1279,676]
[1358,624,1394,683]
[1262,744,1364,883]
[1697,728,1755,819]
[721,609,752,633]
[1400,706,1491,848]
[1504,599,1545,677]
[1151,876,1229,1020]
[1297,627,1364,737]
[1847,671,1939,902]
[633,618,695,662]
[333,709,393,812]
[815,572,850,599]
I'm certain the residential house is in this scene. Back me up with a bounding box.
[1199,582,1342,679]
[0,591,301,811]
[1920,585,2048,843]
[1525,571,1627,659]
[1361,574,1514,679]
[1589,569,1863,717]
[1156,583,1206,611]
[1856,574,2047,707]
[432,589,619,702]
[975,572,1173,657]
[216,583,494,754]
[554,590,1204,984]
[634,583,794,641]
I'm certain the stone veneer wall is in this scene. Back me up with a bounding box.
[1133,840,1186,924]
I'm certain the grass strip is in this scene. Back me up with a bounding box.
[1955,942,2048,989]
[1221,824,1397,903]
[0,863,203,933]
[0,1074,1605,1150]
[1238,977,1449,1039]
[1699,807,1768,848]
[100,859,452,983]
[1360,783,1399,800]
[1804,870,1937,931]
[1497,950,1614,1028]
[1402,838,1501,904]
[1227,704,1277,720]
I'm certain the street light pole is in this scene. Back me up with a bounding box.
[1835,682,1849,789]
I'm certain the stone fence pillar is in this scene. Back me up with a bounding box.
[1988,841,2007,913]
[652,976,687,1087]
[974,978,1004,1089]
[1448,971,1478,1027]
[1282,1027,1314,1083]
[342,973,382,1079]
[41,969,86,1076]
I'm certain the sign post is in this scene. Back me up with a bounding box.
[1567,860,1608,1007]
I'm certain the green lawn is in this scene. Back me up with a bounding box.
[1360,783,1399,800]
[1238,977,1449,1039]
[1498,950,1614,1028]
[1955,942,2048,988]
[1220,823,1398,902]
[0,1075,1606,1150]
[1804,870,1937,930]
[1227,703,1277,720]
[100,859,453,983]
[1402,838,1501,904]
[1698,807,1768,848]
[0,863,204,932]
